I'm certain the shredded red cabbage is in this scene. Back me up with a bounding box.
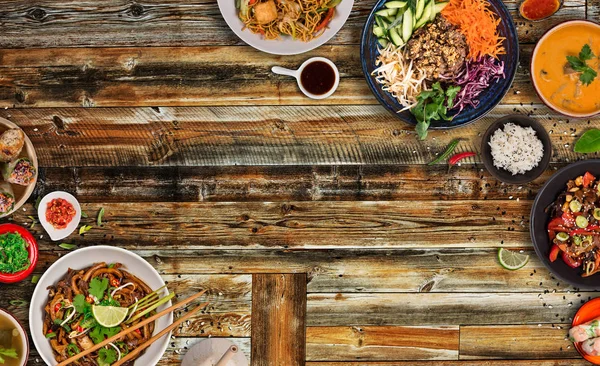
[450,56,505,113]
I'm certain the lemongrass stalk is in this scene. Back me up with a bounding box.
[129,292,175,319]
[127,285,166,309]
[126,293,175,324]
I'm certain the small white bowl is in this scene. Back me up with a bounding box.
[29,246,173,366]
[0,308,29,366]
[271,57,340,99]
[38,191,81,241]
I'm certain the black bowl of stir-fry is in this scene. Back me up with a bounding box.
[531,160,600,289]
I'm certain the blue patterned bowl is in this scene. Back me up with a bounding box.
[360,0,519,129]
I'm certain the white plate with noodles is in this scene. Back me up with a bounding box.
[218,0,354,55]
[29,246,173,366]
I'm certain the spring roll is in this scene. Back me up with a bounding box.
[583,337,600,356]
[570,318,600,343]
[2,157,36,186]
[0,181,15,214]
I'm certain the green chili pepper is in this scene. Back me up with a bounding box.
[427,139,461,166]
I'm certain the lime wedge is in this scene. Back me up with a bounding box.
[498,248,529,270]
[92,305,129,328]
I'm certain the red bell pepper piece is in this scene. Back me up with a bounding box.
[583,172,596,188]
[549,244,560,262]
[569,225,600,236]
[562,252,582,268]
[548,217,569,232]
[315,8,335,32]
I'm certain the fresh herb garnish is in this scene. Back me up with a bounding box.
[97,207,105,226]
[0,233,30,274]
[9,299,28,307]
[411,82,461,140]
[89,277,109,300]
[567,44,598,86]
[79,225,93,235]
[90,325,121,345]
[73,294,89,313]
[45,332,56,338]
[31,274,40,284]
[575,129,600,153]
[34,196,41,210]
[98,347,117,366]
[0,347,18,363]
[59,243,77,250]
[66,343,80,357]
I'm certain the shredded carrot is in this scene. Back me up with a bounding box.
[442,0,506,60]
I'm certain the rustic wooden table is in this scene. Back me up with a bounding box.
[1,0,599,365]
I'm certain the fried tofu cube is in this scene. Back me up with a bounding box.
[254,1,278,24]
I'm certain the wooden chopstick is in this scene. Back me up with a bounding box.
[56,289,208,366]
[113,301,208,366]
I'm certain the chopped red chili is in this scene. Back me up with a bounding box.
[46,198,76,230]
[448,152,477,166]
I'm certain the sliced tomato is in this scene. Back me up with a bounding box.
[549,244,560,262]
[562,211,575,228]
[583,172,596,188]
[562,252,582,268]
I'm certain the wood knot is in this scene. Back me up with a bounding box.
[392,129,400,136]
[128,4,144,17]
[14,90,26,104]
[52,116,65,130]
[281,203,297,215]
[27,8,47,21]
[419,280,435,292]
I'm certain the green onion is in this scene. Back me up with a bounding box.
[31,275,40,284]
[79,225,93,235]
[59,243,77,250]
[97,207,105,226]
[81,211,88,218]
[427,139,461,166]
[9,299,28,307]
[45,332,56,338]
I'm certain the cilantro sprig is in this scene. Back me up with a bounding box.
[411,82,461,140]
[98,347,117,366]
[567,44,598,86]
[0,347,18,363]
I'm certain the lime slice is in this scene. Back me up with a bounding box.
[498,248,530,270]
[92,305,129,328]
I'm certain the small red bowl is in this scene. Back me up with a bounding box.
[572,297,600,364]
[0,223,38,284]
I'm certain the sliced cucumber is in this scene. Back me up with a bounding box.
[402,8,414,42]
[375,8,397,17]
[373,26,385,37]
[434,1,449,14]
[384,0,408,8]
[414,14,429,29]
[384,15,396,23]
[416,2,432,28]
[428,0,436,21]
[415,0,425,20]
[389,27,404,47]
[387,15,404,30]
[378,38,389,47]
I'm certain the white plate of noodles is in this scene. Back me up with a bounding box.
[218,0,354,55]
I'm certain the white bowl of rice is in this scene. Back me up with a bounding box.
[481,115,552,184]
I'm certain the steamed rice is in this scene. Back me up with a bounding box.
[489,123,544,175]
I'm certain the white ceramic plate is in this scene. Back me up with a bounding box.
[38,191,82,241]
[29,246,173,366]
[0,117,38,218]
[218,0,354,55]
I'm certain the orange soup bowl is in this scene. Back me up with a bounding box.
[531,20,600,118]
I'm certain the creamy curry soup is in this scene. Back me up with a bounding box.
[532,21,600,116]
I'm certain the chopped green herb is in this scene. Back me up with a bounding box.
[0,232,30,274]
[31,274,40,284]
[97,207,105,226]
[89,277,109,300]
[0,347,18,363]
[73,294,89,313]
[66,343,80,357]
[79,225,93,235]
[34,196,41,210]
[45,332,56,339]
[108,263,115,269]
[9,299,28,307]
[411,82,461,140]
[59,243,77,250]
[98,347,117,366]
[90,325,121,345]
[567,44,598,86]
[27,215,38,229]
[81,211,88,218]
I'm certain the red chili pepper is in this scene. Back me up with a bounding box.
[448,152,476,166]
[583,172,596,188]
[76,326,84,333]
[248,0,257,4]
[562,252,582,268]
[54,303,62,313]
[569,225,600,236]
[110,278,120,287]
[562,211,575,228]
[135,328,142,335]
[315,8,335,32]
[549,244,560,262]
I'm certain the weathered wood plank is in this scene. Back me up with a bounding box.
[460,325,577,360]
[35,164,556,203]
[0,45,564,108]
[0,0,585,49]
[305,361,589,365]
[306,326,459,361]
[306,293,591,326]
[27,248,572,293]
[0,104,593,167]
[252,273,307,366]
[8,200,530,250]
